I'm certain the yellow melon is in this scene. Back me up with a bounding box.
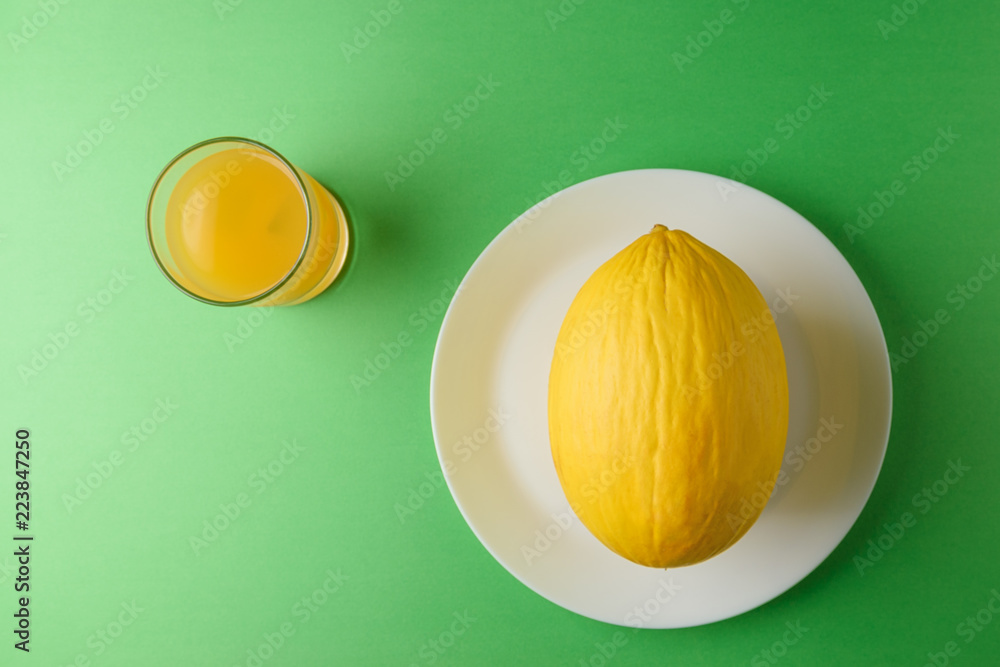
[548,225,788,568]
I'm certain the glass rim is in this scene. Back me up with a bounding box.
[145,136,313,307]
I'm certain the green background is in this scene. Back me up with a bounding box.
[2,0,999,664]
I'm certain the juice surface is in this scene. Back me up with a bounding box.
[164,147,308,301]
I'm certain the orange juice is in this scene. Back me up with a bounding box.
[147,138,348,306]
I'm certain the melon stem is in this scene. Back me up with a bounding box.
[652,224,669,233]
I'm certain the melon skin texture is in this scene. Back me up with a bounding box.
[548,226,789,568]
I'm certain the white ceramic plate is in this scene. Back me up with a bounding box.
[429,169,892,628]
